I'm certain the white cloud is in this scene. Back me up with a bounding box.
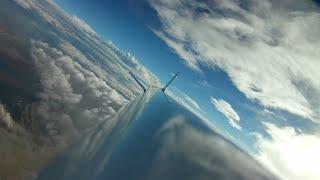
[13,0,65,32]
[12,0,35,10]
[69,15,97,36]
[211,98,241,130]
[13,0,98,37]
[31,40,127,147]
[254,122,320,180]
[183,93,200,110]
[122,52,161,87]
[148,0,320,122]
[58,40,138,99]
[29,36,160,148]
[59,37,161,99]
[10,0,162,148]
[175,88,200,110]
[13,0,161,99]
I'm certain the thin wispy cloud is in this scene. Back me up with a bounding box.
[181,92,201,111]
[69,15,98,36]
[211,98,241,130]
[169,88,201,113]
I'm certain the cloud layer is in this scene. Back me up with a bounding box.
[211,98,241,130]
[149,0,320,122]
[7,0,160,148]
[13,0,97,38]
[31,40,127,147]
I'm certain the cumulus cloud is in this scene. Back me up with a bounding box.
[9,0,162,148]
[58,39,160,99]
[0,102,14,129]
[148,0,320,122]
[69,15,97,36]
[254,122,320,180]
[13,0,98,37]
[211,98,241,130]
[122,52,161,87]
[13,0,161,99]
[13,0,65,32]
[31,40,127,147]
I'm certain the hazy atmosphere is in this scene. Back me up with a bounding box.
[1,0,320,179]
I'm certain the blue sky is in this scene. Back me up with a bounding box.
[52,0,264,152]
[51,1,320,178]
